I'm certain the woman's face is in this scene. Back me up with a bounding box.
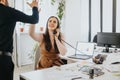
[48,17,58,30]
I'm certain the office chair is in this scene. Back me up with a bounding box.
[61,58,67,64]
[93,35,97,43]
[34,46,40,70]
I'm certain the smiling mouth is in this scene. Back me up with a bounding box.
[50,26,54,28]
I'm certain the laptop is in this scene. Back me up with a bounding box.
[68,42,95,60]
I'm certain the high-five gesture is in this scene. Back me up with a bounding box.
[27,0,38,8]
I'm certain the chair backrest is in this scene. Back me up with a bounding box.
[93,35,97,43]
[34,46,40,70]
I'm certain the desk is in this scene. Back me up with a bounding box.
[20,53,120,80]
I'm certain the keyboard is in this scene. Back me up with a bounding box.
[68,54,92,60]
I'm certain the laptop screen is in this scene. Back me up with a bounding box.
[75,42,95,56]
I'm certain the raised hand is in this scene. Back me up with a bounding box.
[27,0,38,8]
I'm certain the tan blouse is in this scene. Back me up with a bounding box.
[37,41,64,69]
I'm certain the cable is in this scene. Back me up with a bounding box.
[53,30,84,54]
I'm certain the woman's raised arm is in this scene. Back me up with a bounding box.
[29,24,43,42]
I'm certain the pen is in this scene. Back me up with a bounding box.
[71,77,82,80]
[111,62,120,64]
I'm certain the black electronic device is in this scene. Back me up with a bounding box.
[53,30,57,34]
[80,66,104,77]
[97,32,120,53]
[111,61,120,64]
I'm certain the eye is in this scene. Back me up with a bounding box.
[49,20,52,22]
[53,21,56,23]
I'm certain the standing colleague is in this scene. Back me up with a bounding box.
[29,16,67,69]
[0,0,39,80]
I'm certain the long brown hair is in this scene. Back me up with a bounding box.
[43,16,61,53]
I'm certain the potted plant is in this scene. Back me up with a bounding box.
[51,0,65,24]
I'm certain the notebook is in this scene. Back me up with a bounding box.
[68,42,95,60]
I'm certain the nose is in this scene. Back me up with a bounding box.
[50,23,54,26]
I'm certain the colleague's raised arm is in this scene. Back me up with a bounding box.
[0,0,39,80]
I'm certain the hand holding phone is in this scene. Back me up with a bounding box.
[53,30,57,34]
[53,28,60,38]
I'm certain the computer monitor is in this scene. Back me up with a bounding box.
[97,32,120,52]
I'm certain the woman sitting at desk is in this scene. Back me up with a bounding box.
[29,16,67,69]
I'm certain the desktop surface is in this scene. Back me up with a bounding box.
[20,52,120,80]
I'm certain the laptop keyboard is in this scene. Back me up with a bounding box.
[68,54,92,60]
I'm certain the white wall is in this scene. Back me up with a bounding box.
[116,0,120,32]
[8,0,15,8]
[103,0,112,32]
[65,0,81,48]
[91,0,100,41]
[65,0,114,48]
